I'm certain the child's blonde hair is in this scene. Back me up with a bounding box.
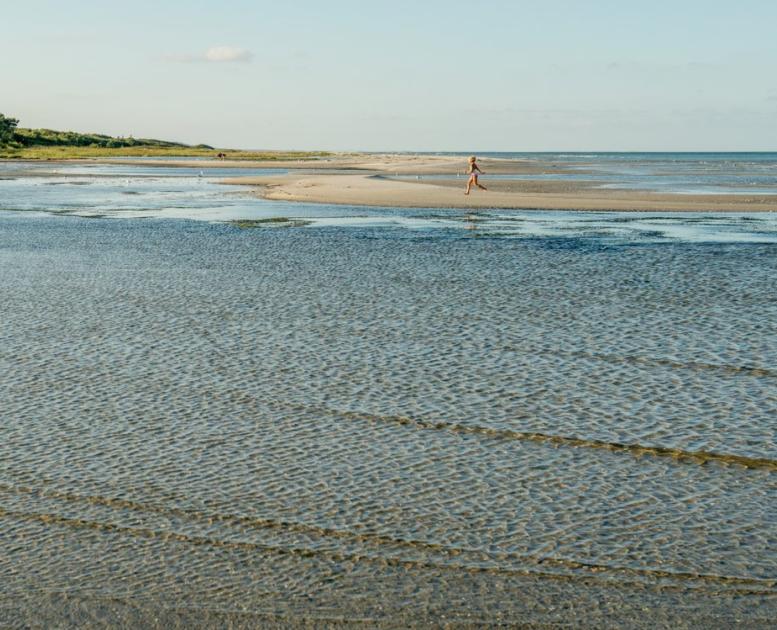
[468,155,477,163]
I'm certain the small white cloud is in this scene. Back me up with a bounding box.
[204,46,253,63]
[163,46,253,64]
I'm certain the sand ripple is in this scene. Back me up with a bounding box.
[1,215,775,627]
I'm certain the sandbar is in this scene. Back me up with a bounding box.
[96,154,777,212]
[224,155,777,212]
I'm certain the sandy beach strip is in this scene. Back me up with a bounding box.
[96,154,777,212]
[222,174,777,213]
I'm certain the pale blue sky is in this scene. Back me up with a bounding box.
[3,0,776,150]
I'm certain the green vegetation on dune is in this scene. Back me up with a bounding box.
[0,114,19,144]
[0,113,330,160]
[12,127,197,149]
[1,144,330,160]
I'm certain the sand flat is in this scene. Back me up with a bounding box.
[11,153,777,211]
[208,153,777,212]
[223,171,777,212]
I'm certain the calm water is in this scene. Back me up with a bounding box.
[2,160,777,242]
[1,160,776,627]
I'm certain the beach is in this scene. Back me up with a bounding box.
[1,158,776,627]
[6,0,777,624]
[133,153,777,212]
[230,171,777,211]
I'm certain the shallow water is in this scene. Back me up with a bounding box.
[3,161,777,243]
[1,162,776,627]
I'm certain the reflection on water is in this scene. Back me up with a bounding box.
[0,162,776,627]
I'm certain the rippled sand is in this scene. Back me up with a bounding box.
[1,215,775,628]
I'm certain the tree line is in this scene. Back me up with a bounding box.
[0,113,206,149]
[0,114,19,145]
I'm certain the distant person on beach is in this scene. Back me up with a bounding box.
[465,156,487,195]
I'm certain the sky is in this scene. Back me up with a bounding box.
[3,0,777,151]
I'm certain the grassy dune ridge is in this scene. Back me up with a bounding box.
[0,123,330,161]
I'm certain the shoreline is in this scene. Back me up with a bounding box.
[206,153,777,212]
[6,154,777,212]
[225,173,777,212]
